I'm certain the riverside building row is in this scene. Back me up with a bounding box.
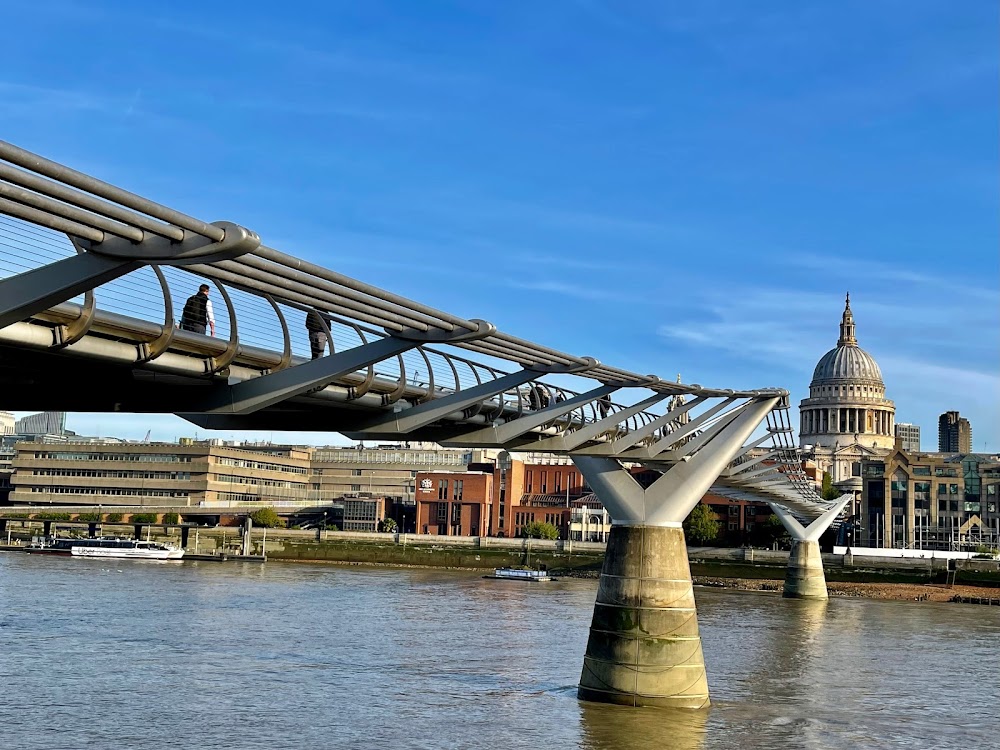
[6,437,999,550]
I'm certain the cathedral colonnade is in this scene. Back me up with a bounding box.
[801,407,894,436]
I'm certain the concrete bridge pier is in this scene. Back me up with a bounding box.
[770,496,852,600]
[572,396,778,709]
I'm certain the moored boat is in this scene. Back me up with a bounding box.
[488,568,554,582]
[26,537,185,560]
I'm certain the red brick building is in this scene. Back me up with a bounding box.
[415,470,492,536]
[492,455,586,538]
[701,492,774,544]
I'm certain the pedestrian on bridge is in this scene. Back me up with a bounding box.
[305,309,332,359]
[180,284,215,336]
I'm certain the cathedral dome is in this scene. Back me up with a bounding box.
[808,294,883,385]
[812,345,883,384]
[799,294,895,457]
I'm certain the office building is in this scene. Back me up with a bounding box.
[14,411,66,436]
[415,469,493,536]
[342,497,385,532]
[310,446,473,507]
[859,448,1000,550]
[0,412,14,436]
[938,411,972,454]
[894,423,921,453]
[9,441,313,508]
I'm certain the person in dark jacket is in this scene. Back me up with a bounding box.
[305,309,331,359]
[180,284,214,336]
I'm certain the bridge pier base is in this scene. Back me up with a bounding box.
[578,523,709,708]
[769,496,853,601]
[784,539,828,599]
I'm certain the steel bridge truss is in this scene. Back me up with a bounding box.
[0,140,840,524]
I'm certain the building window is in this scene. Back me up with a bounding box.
[555,472,561,492]
[351,469,362,476]
[438,480,448,500]
[452,503,462,525]
[540,471,547,494]
[436,502,447,521]
[350,484,361,492]
[453,479,464,502]
[728,505,739,516]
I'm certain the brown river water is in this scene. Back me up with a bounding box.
[0,554,997,749]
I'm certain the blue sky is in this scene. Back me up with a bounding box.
[3,0,997,451]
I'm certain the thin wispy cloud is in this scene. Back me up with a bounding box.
[787,252,999,302]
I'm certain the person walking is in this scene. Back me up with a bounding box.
[305,309,331,359]
[180,284,215,336]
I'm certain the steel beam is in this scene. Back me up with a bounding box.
[437,384,622,447]
[347,369,543,435]
[569,395,707,456]
[189,335,421,415]
[0,254,141,330]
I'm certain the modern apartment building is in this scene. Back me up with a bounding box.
[938,411,972,453]
[894,423,921,453]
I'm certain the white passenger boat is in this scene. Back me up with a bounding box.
[489,568,554,582]
[26,537,185,560]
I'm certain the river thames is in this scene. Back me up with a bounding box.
[1,554,997,750]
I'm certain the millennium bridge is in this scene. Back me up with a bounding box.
[0,140,849,709]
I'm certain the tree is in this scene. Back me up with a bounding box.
[683,504,720,546]
[379,518,398,533]
[34,512,71,521]
[750,514,790,549]
[521,521,559,539]
[821,472,841,501]
[131,513,158,524]
[162,512,180,525]
[249,507,281,528]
